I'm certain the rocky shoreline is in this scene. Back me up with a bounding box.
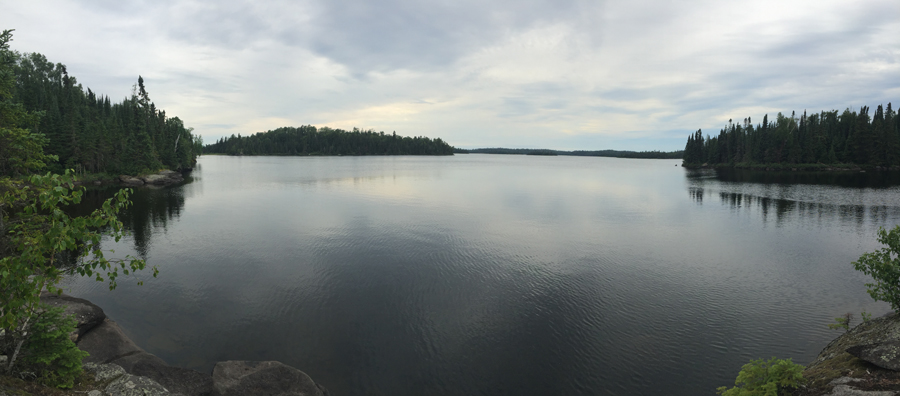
[117,170,186,187]
[796,312,900,396]
[74,169,189,188]
[18,294,900,395]
[21,293,330,396]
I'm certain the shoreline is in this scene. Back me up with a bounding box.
[682,163,900,172]
[73,169,191,188]
[1,293,330,396]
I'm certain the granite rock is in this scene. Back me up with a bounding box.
[212,360,327,396]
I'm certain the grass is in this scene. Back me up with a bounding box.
[802,352,874,391]
[0,371,100,396]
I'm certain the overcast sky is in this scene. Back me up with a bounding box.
[2,0,898,150]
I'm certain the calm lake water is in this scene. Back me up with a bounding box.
[63,155,900,395]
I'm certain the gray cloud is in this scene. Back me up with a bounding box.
[303,0,603,73]
[1,0,898,151]
[146,0,605,74]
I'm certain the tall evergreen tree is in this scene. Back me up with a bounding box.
[10,55,199,174]
[682,104,898,167]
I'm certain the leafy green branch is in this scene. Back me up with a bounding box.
[0,29,157,384]
[852,225,900,311]
[1,171,157,374]
[717,357,805,396]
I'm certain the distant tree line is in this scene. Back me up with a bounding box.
[568,149,683,159]
[682,104,899,167]
[10,52,201,175]
[203,126,455,156]
[458,147,683,159]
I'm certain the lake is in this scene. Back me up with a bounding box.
[62,155,900,395]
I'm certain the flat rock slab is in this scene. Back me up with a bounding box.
[77,318,143,364]
[141,171,183,185]
[105,373,172,396]
[159,170,182,178]
[828,385,896,395]
[112,351,214,396]
[119,175,145,186]
[39,292,106,340]
[83,362,127,382]
[848,342,900,371]
[213,360,326,396]
[827,377,898,395]
[141,174,169,184]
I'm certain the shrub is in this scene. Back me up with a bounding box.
[827,313,853,332]
[18,306,89,388]
[852,225,900,311]
[717,357,805,396]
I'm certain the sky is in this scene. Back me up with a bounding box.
[2,0,898,151]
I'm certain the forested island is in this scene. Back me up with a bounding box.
[458,147,684,159]
[203,126,455,156]
[682,104,899,169]
[8,53,201,175]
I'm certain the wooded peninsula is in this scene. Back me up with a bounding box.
[8,53,201,175]
[682,104,899,168]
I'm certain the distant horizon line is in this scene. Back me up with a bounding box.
[456,147,685,153]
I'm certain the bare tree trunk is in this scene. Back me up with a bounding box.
[5,313,31,373]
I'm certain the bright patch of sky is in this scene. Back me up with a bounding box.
[2,0,898,150]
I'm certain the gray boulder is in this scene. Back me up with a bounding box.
[39,292,107,341]
[112,351,214,396]
[83,362,127,382]
[140,171,184,186]
[142,174,170,185]
[828,385,896,395]
[77,318,143,364]
[847,341,900,371]
[804,313,900,394]
[105,373,173,396]
[121,170,184,187]
[212,361,327,396]
[119,175,145,186]
[78,322,213,395]
[825,377,897,395]
[808,313,900,370]
[159,170,183,180]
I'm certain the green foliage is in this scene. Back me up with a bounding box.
[852,225,900,311]
[827,313,852,332]
[861,310,872,322]
[10,43,199,174]
[0,29,56,178]
[716,357,805,396]
[0,171,155,331]
[0,30,157,381]
[19,306,88,388]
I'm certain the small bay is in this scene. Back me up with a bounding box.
[62,155,900,395]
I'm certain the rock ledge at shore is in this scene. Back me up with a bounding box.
[1,293,329,396]
[118,170,185,187]
[798,313,900,395]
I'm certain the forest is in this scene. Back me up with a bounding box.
[9,52,201,175]
[459,148,684,159]
[203,125,455,156]
[682,104,899,168]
